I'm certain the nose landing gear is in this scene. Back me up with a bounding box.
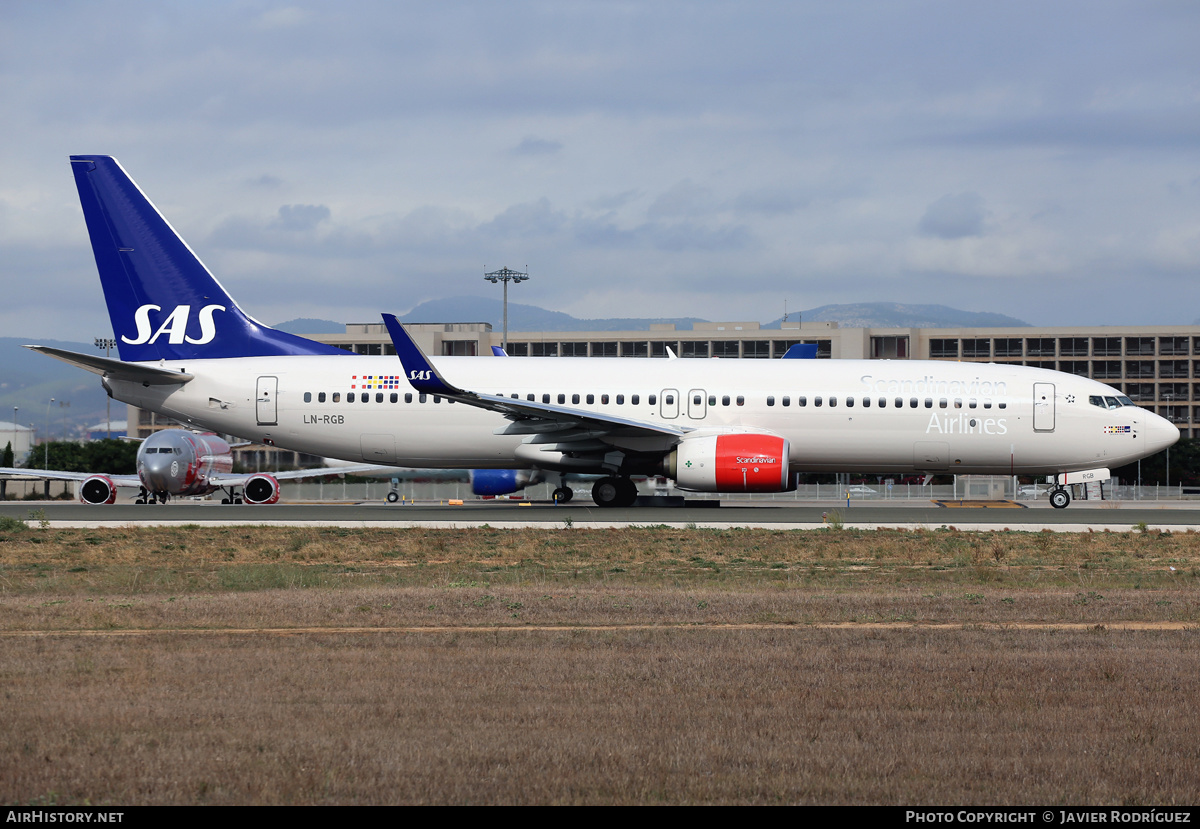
[1049,487,1071,509]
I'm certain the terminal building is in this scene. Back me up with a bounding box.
[129,319,1200,454]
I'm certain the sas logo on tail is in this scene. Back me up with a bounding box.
[409,370,433,381]
[124,304,226,345]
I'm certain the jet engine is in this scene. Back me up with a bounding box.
[667,433,794,493]
[242,473,281,505]
[79,475,118,505]
[469,469,544,496]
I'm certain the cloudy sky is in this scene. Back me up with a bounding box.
[2,0,1198,338]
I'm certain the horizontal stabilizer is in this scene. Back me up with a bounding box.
[25,345,193,385]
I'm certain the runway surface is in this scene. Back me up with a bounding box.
[4,498,1200,530]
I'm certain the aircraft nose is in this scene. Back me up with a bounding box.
[140,455,174,490]
[1145,412,1180,455]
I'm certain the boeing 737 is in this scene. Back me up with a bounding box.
[25,155,1179,508]
[0,428,382,504]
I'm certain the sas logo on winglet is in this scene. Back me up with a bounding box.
[123,304,226,345]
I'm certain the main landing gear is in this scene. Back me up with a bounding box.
[591,477,638,508]
[135,488,168,505]
[1049,487,1071,510]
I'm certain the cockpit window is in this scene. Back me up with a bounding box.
[1092,394,1137,409]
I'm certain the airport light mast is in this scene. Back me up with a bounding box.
[483,267,528,352]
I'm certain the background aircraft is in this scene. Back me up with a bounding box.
[0,428,381,505]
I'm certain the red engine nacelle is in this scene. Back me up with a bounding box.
[79,475,118,505]
[242,473,280,505]
[668,433,794,493]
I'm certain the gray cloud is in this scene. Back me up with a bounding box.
[918,193,987,239]
[273,204,331,232]
[511,137,563,156]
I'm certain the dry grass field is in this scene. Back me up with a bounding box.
[1,519,1198,805]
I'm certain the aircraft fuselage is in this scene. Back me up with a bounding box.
[107,354,1173,478]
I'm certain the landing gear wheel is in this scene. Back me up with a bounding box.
[592,477,637,508]
[552,486,574,504]
[386,491,400,503]
[221,498,231,504]
[1050,488,1071,509]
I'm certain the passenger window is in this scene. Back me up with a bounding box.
[433,396,441,404]
[909,398,917,408]
[527,394,535,402]
[632,395,640,405]
[602,394,610,404]
[573,394,581,404]
[616,395,624,405]
[304,392,312,403]
[998,402,1006,409]
[983,401,992,409]
[722,395,730,406]
[419,394,427,403]
[862,397,870,408]
[390,393,398,403]
[815,397,823,407]
[939,399,947,408]
[543,394,550,404]
[767,396,775,406]
[829,397,837,407]
[954,398,962,409]
[558,394,565,404]
[798,396,807,407]
[845,397,853,408]
[587,394,595,404]
[709,395,717,406]
[332,393,341,403]
[969,399,977,409]
[318,392,326,403]
[736,396,744,406]
[782,396,790,407]
[348,392,356,403]
[376,393,384,403]
[878,398,886,408]
[925,398,933,408]
[405,393,412,403]
[664,394,673,404]
[647,395,655,405]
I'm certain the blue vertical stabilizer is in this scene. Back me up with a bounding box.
[70,155,348,361]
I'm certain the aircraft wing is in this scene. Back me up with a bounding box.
[382,314,690,439]
[0,467,141,487]
[208,464,393,486]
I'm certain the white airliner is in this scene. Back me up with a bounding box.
[25,155,1179,508]
[0,428,382,505]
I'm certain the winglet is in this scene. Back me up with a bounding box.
[381,314,460,395]
[491,345,508,357]
[781,343,819,359]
